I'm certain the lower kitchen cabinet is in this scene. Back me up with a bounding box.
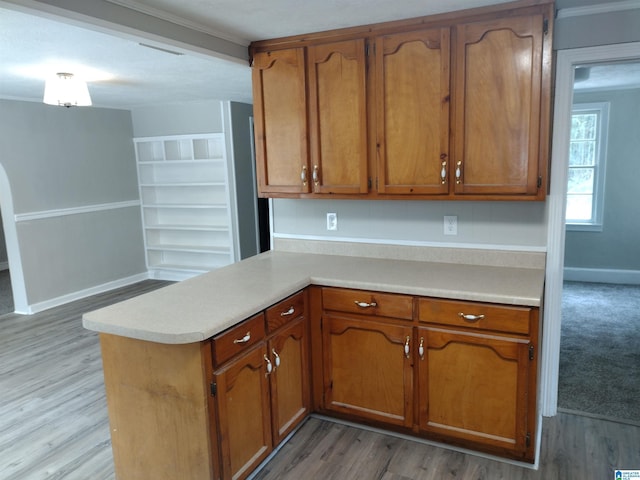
[417,326,532,457]
[322,313,414,427]
[100,286,540,480]
[268,316,310,444]
[213,343,272,480]
[211,291,310,480]
[417,297,539,461]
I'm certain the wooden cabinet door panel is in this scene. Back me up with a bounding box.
[323,314,413,427]
[252,48,310,195]
[453,14,543,195]
[268,317,310,444]
[308,39,369,194]
[214,345,272,480]
[376,28,450,194]
[418,327,530,455]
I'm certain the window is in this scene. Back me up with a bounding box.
[566,102,609,231]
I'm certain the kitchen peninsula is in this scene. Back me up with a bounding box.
[83,243,545,480]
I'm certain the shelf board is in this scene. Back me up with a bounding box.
[141,204,229,209]
[137,158,225,165]
[145,224,230,232]
[139,182,227,188]
[146,244,231,253]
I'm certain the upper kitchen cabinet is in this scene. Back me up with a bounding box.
[307,39,369,195]
[451,10,552,199]
[375,28,451,195]
[249,0,553,201]
[252,48,310,195]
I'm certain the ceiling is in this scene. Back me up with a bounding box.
[1,0,639,109]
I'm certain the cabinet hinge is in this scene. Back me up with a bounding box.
[529,344,535,361]
[543,18,549,35]
[210,382,217,397]
[537,175,542,188]
[526,432,531,447]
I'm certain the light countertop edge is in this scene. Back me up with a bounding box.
[82,250,545,345]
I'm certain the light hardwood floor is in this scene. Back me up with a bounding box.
[1,281,638,480]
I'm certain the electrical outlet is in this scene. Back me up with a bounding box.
[327,212,338,231]
[444,215,458,235]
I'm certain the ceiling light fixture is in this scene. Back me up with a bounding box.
[43,72,92,108]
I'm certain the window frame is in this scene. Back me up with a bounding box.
[565,101,610,232]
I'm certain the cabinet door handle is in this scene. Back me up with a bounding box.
[264,354,273,375]
[419,337,425,360]
[233,332,251,344]
[272,348,281,368]
[354,301,377,308]
[404,336,410,358]
[312,165,319,186]
[301,166,307,186]
[455,161,462,185]
[458,312,485,322]
[280,306,295,317]
[441,160,447,184]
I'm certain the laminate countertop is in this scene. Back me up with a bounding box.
[82,250,545,344]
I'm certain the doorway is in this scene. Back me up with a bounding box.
[0,211,14,315]
[541,42,640,417]
[557,60,640,423]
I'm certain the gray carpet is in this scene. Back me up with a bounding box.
[559,281,640,423]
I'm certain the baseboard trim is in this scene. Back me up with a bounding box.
[25,272,151,314]
[0,261,8,271]
[563,267,640,285]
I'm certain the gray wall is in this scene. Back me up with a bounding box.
[131,101,224,136]
[554,0,640,49]
[229,101,258,259]
[273,199,547,249]
[0,99,146,306]
[564,88,640,271]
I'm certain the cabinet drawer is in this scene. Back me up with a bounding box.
[418,298,531,335]
[322,287,413,320]
[266,290,306,333]
[212,313,266,367]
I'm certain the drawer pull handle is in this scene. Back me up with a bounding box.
[458,313,485,322]
[272,348,281,368]
[404,336,410,358]
[264,354,273,375]
[280,306,295,317]
[233,332,251,344]
[419,337,425,360]
[354,301,377,308]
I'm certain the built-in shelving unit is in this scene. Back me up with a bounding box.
[134,134,236,280]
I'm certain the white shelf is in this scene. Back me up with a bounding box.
[134,133,236,280]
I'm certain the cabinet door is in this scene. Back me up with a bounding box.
[322,313,413,427]
[375,28,451,194]
[452,14,545,196]
[417,326,531,457]
[213,344,272,480]
[267,316,310,444]
[308,39,369,194]
[252,48,310,195]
